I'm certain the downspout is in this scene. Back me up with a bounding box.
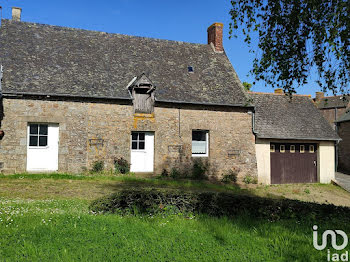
[0,65,3,98]
[0,65,4,140]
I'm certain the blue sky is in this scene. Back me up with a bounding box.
[0,0,324,96]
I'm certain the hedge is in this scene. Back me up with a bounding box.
[89,188,350,221]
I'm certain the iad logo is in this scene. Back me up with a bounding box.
[313,225,349,261]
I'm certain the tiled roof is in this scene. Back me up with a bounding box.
[0,19,251,107]
[250,93,340,141]
[336,109,350,123]
[316,95,349,109]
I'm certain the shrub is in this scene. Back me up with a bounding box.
[161,169,169,178]
[191,159,209,180]
[89,188,350,222]
[221,170,238,184]
[91,161,104,173]
[170,168,182,179]
[243,175,257,184]
[114,157,130,174]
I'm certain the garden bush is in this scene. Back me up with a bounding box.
[243,175,258,184]
[191,159,209,180]
[114,157,130,174]
[221,170,238,184]
[91,161,104,173]
[89,188,350,222]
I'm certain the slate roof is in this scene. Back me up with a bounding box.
[316,95,349,109]
[249,93,340,141]
[336,109,350,123]
[0,19,250,107]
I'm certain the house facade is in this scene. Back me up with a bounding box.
[335,110,350,174]
[0,8,340,184]
[314,92,349,129]
[0,10,257,178]
[313,92,350,174]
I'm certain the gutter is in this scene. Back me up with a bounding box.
[0,65,2,98]
[155,98,254,108]
[256,135,341,142]
[2,91,131,101]
[2,91,255,108]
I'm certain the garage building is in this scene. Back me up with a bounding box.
[250,91,340,184]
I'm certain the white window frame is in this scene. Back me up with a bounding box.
[28,123,49,149]
[309,145,315,153]
[131,132,146,151]
[300,145,305,153]
[280,145,285,153]
[270,144,275,153]
[192,130,209,157]
[290,145,295,153]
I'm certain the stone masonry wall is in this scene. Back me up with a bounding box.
[338,121,350,174]
[320,108,347,128]
[0,98,257,179]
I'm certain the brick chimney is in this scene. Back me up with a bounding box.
[315,92,324,102]
[274,88,284,94]
[207,23,223,53]
[12,7,22,21]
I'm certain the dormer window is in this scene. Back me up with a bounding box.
[128,73,156,114]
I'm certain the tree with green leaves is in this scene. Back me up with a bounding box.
[229,0,349,95]
[242,81,253,91]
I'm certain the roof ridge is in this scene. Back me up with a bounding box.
[249,91,311,97]
[0,19,207,47]
[321,95,350,99]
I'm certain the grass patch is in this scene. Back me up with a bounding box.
[1,198,349,261]
[0,175,350,260]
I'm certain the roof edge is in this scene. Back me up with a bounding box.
[256,134,341,142]
[2,91,254,108]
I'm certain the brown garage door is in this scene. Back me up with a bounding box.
[271,143,317,184]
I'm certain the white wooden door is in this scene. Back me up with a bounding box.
[27,123,59,172]
[130,132,154,172]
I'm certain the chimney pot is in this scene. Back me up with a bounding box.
[274,88,284,94]
[315,92,324,102]
[12,7,22,21]
[207,23,224,53]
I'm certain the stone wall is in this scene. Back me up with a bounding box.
[338,121,350,174]
[319,107,347,128]
[0,97,257,179]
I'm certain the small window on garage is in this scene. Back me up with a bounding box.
[29,124,48,147]
[131,132,145,150]
[309,145,315,153]
[300,145,305,153]
[280,145,285,153]
[290,145,295,153]
[192,130,208,157]
[270,144,275,153]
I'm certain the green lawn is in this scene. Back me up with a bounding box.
[0,174,349,261]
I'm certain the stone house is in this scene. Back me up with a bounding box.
[314,92,349,129]
[0,8,340,184]
[335,109,350,174]
[313,92,350,173]
[0,9,256,178]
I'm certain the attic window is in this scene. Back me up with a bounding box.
[188,66,194,73]
[129,74,156,114]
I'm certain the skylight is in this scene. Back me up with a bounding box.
[188,66,194,73]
